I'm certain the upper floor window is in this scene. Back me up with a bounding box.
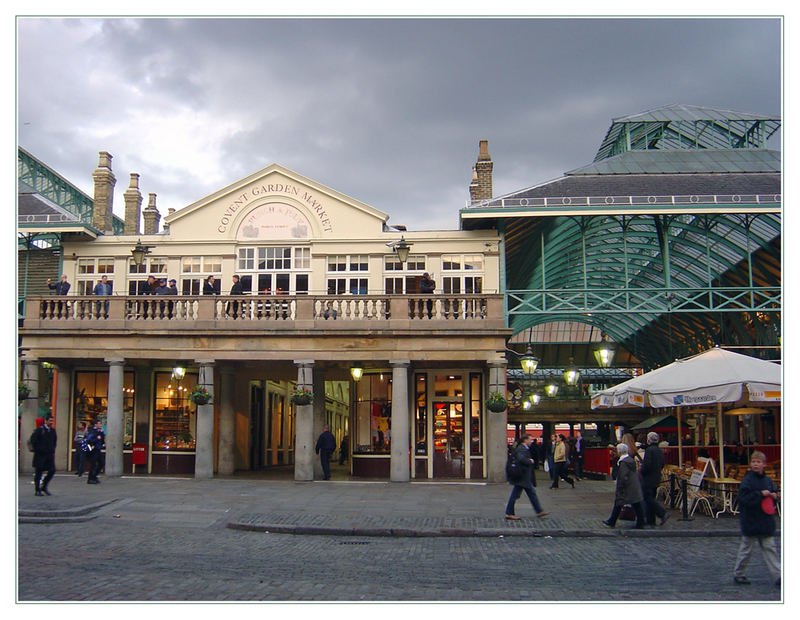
[237,247,303,271]
[443,254,483,271]
[384,255,425,271]
[328,255,368,272]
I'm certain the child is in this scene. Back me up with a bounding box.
[733,451,780,586]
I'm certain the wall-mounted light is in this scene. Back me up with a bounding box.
[131,239,152,267]
[350,366,364,382]
[395,236,412,264]
[172,366,186,381]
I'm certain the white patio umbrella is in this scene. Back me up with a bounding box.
[591,347,781,469]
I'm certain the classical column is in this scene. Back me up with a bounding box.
[194,360,216,479]
[19,358,40,474]
[217,367,235,476]
[390,360,410,482]
[312,367,325,479]
[53,366,72,471]
[104,358,125,477]
[294,361,314,481]
[486,360,508,482]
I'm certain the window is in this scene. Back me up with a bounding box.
[77,258,115,296]
[415,374,427,455]
[470,373,482,455]
[294,247,311,269]
[384,256,404,271]
[260,247,291,270]
[74,371,134,450]
[440,254,484,295]
[238,248,255,271]
[354,373,392,454]
[153,371,199,451]
[328,255,347,272]
[203,256,222,273]
[384,255,425,271]
[78,259,95,274]
[328,278,346,295]
[349,255,368,271]
[182,257,202,273]
[442,255,461,270]
[406,256,426,271]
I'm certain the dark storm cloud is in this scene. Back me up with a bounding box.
[17,17,780,230]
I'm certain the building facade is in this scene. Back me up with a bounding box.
[19,153,511,481]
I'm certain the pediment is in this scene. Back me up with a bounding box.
[164,163,389,241]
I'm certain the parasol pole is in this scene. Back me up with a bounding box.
[718,402,725,476]
[677,406,683,466]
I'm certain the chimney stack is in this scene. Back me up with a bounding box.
[474,140,493,201]
[468,165,480,202]
[123,173,142,235]
[92,151,116,233]
[163,208,175,233]
[142,193,161,235]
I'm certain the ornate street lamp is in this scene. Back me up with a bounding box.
[530,393,541,405]
[394,236,412,264]
[520,344,538,375]
[593,332,616,368]
[545,382,559,398]
[172,366,186,381]
[563,357,580,387]
[131,239,152,267]
[350,366,364,382]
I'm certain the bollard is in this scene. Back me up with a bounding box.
[678,478,694,522]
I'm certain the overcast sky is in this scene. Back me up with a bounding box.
[16,16,781,231]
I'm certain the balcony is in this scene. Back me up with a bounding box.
[23,293,506,333]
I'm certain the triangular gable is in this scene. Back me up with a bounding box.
[164,163,389,241]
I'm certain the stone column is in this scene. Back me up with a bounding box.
[486,360,508,482]
[293,361,314,481]
[217,367,236,476]
[390,360,411,482]
[19,359,39,474]
[104,358,125,477]
[194,360,216,479]
[312,367,325,479]
[53,366,72,471]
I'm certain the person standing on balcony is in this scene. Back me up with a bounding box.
[419,272,435,318]
[46,274,71,317]
[203,275,218,295]
[92,275,112,318]
[138,275,157,319]
[227,275,244,318]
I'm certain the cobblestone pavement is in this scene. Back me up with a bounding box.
[16,473,782,602]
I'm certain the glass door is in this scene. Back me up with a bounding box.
[432,402,464,477]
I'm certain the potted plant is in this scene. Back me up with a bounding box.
[290,387,313,406]
[485,392,508,413]
[188,385,212,406]
[18,382,30,403]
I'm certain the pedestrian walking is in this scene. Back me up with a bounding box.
[602,443,645,529]
[641,431,670,526]
[85,420,105,484]
[30,415,57,496]
[505,435,549,520]
[549,434,575,489]
[73,421,88,476]
[732,451,781,587]
[338,434,349,465]
[573,431,585,480]
[315,425,336,480]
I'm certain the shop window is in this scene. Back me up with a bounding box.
[153,371,199,451]
[354,373,392,454]
[415,374,427,454]
[74,371,134,449]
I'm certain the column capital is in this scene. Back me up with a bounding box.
[293,360,315,368]
[194,359,216,367]
[104,357,125,365]
[488,359,508,369]
[389,360,411,368]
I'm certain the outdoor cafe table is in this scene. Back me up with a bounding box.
[704,477,741,519]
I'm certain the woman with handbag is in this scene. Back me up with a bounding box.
[602,443,645,529]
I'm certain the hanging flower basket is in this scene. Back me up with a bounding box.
[18,383,30,403]
[290,387,313,406]
[485,392,508,413]
[188,386,212,406]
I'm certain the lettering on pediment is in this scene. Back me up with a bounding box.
[216,181,334,235]
[235,202,312,241]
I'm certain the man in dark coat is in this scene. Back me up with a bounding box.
[602,443,645,529]
[228,275,244,318]
[315,425,336,480]
[419,272,435,318]
[641,431,670,526]
[504,435,549,520]
[85,420,105,484]
[733,451,780,586]
[30,415,57,496]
